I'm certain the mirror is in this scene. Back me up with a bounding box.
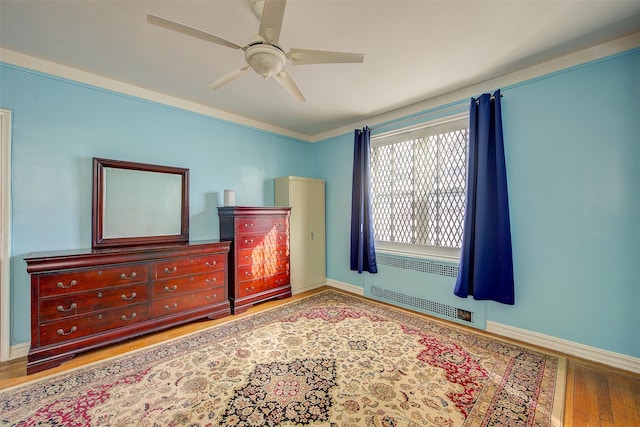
[92,158,189,248]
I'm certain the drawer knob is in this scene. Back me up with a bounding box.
[243,223,254,228]
[56,280,77,289]
[163,267,178,274]
[244,255,251,260]
[121,312,137,321]
[243,239,254,245]
[56,303,77,312]
[164,285,178,292]
[205,260,217,267]
[120,272,137,280]
[121,292,137,301]
[206,293,218,300]
[57,326,77,336]
[164,303,178,311]
[97,292,103,298]
[245,286,254,292]
[205,277,217,284]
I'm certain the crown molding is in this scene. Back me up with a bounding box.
[0,48,311,142]
[310,32,640,142]
[2,31,638,144]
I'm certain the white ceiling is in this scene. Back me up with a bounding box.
[1,0,640,140]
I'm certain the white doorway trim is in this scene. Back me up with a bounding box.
[0,109,12,361]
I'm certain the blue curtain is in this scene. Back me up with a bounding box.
[350,126,377,273]
[454,90,514,304]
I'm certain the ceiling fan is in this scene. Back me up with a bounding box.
[147,0,364,102]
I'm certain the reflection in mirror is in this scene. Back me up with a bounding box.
[103,167,183,238]
[92,158,189,248]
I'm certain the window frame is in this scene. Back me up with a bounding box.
[370,112,469,262]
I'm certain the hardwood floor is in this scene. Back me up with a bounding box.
[1,287,638,426]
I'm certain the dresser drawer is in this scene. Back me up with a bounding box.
[236,244,288,267]
[234,217,287,234]
[153,254,225,279]
[151,288,226,318]
[237,259,289,282]
[236,279,273,298]
[39,284,149,322]
[264,272,290,289]
[38,303,149,347]
[38,264,148,297]
[237,274,288,299]
[235,230,288,250]
[153,270,225,298]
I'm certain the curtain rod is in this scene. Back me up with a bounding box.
[475,94,502,104]
[371,93,503,133]
[370,101,467,132]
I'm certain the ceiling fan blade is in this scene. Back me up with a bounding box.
[147,14,243,50]
[287,48,364,65]
[274,68,306,102]
[209,65,251,89]
[258,0,286,44]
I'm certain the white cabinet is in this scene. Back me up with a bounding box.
[275,176,325,294]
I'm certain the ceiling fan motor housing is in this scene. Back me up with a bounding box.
[245,43,286,79]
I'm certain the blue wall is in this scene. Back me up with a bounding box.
[0,63,313,344]
[2,48,638,359]
[313,49,640,358]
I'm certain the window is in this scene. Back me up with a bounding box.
[370,113,469,260]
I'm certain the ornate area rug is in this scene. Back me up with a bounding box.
[1,290,565,426]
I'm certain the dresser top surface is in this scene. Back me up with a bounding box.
[25,240,230,272]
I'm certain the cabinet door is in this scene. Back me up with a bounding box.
[286,178,325,291]
[306,180,326,286]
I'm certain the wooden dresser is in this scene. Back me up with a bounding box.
[218,206,291,314]
[25,240,230,374]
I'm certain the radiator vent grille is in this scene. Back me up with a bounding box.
[370,285,473,322]
[377,254,459,277]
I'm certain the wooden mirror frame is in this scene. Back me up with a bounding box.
[92,158,189,248]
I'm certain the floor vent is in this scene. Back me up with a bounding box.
[370,285,473,322]
[376,254,459,278]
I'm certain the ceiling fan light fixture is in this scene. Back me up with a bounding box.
[245,44,286,79]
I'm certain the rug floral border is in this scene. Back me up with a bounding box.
[0,289,566,426]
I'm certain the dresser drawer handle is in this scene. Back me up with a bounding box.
[164,285,178,292]
[243,223,254,228]
[276,279,284,285]
[243,239,254,245]
[56,303,77,312]
[205,277,217,284]
[244,255,251,261]
[205,260,217,267]
[56,280,77,289]
[245,286,254,293]
[244,271,251,276]
[164,303,178,311]
[121,312,137,321]
[206,293,218,300]
[163,267,178,274]
[57,326,77,336]
[120,272,137,280]
[121,292,137,301]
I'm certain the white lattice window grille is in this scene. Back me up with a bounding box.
[370,113,469,260]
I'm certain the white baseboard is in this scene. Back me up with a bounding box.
[8,341,29,360]
[324,282,639,374]
[291,281,326,295]
[325,279,364,296]
[487,321,640,374]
